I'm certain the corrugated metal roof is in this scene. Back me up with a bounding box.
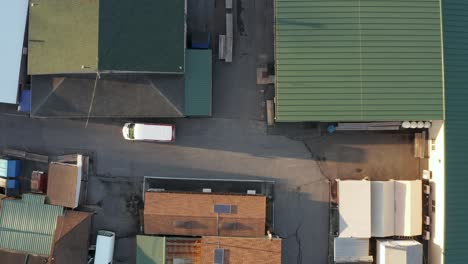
[185,49,213,116]
[0,194,64,256]
[28,0,99,74]
[136,235,166,264]
[98,0,186,73]
[442,1,468,263]
[275,0,444,121]
[28,0,185,74]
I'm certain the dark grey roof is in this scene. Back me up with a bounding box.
[31,74,184,118]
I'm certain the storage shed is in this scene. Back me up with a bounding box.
[185,49,213,116]
[274,0,444,121]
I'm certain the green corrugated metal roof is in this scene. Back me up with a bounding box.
[136,235,166,264]
[0,194,64,256]
[98,0,185,73]
[184,49,212,116]
[28,0,185,74]
[28,0,99,74]
[275,0,444,122]
[442,1,468,263]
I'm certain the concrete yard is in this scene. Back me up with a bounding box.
[0,0,422,263]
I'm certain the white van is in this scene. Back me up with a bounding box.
[122,123,175,142]
[94,230,115,264]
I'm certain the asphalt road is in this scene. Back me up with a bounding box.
[0,0,331,263]
[0,108,330,264]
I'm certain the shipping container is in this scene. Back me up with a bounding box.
[0,159,22,177]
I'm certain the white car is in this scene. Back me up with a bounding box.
[122,123,175,142]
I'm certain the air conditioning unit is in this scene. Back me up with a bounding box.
[203,188,212,193]
[247,190,256,195]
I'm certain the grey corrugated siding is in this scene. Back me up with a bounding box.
[443,0,468,263]
[0,194,64,256]
[275,0,444,122]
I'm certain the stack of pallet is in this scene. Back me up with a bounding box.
[414,132,428,159]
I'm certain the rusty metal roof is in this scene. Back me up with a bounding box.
[0,194,64,256]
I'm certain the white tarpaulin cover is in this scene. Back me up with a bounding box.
[394,180,422,236]
[371,180,422,237]
[371,181,395,237]
[0,0,28,104]
[334,237,373,263]
[377,240,422,264]
[338,180,371,238]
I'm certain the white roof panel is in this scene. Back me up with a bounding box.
[394,180,422,236]
[377,239,422,264]
[334,238,373,263]
[0,0,28,104]
[371,181,395,237]
[338,180,371,238]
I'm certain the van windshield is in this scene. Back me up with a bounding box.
[128,124,135,139]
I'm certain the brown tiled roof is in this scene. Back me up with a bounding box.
[166,238,202,264]
[47,162,80,208]
[201,236,282,264]
[50,211,92,264]
[0,249,48,264]
[144,192,266,237]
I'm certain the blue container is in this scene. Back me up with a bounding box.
[19,90,32,113]
[7,160,22,177]
[6,179,19,189]
[0,159,22,177]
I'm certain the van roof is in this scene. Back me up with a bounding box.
[134,124,173,141]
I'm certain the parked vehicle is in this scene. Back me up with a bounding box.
[122,123,175,142]
[94,230,115,264]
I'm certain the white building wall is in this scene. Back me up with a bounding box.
[428,121,445,264]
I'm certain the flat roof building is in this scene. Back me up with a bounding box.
[144,192,267,237]
[28,0,186,74]
[201,236,282,264]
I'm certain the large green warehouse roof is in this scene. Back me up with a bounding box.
[275,0,444,122]
[442,0,468,262]
[28,0,185,75]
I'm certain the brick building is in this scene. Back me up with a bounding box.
[144,192,267,237]
[201,236,282,264]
